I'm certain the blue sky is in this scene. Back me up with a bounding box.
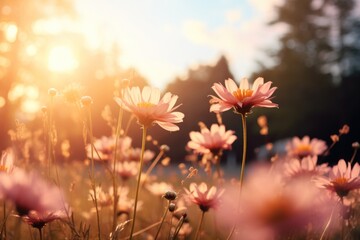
[76,0,286,89]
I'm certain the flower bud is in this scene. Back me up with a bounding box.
[48,88,57,97]
[164,190,177,201]
[81,96,93,106]
[168,203,176,212]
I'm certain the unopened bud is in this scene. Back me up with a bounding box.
[81,96,93,106]
[164,190,177,201]
[168,203,176,212]
[48,88,57,97]
[352,142,360,149]
[160,145,170,152]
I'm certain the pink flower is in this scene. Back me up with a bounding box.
[23,210,68,229]
[184,182,224,212]
[219,165,336,239]
[126,148,155,163]
[284,156,330,179]
[146,181,174,197]
[187,124,237,155]
[86,136,132,161]
[0,149,14,173]
[114,86,184,131]
[315,159,360,198]
[286,136,327,158]
[210,78,277,114]
[0,169,66,216]
[113,161,139,181]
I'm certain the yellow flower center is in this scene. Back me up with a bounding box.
[259,196,294,225]
[232,89,253,101]
[0,165,7,172]
[137,102,155,108]
[331,177,348,185]
[295,145,312,154]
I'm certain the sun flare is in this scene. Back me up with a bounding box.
[47,46,78,73]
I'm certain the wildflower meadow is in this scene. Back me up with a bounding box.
[1,76,359,240]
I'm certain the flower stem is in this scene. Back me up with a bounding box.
[129,126,147,240]
[141,149,165,187]
[227,113,247,240]
[194,211,205,240]
[87,106,101,240]
[39,227,43,240]
[239,113,247,189]
[112,106,124,232]
[171,214,185,240]
[350,147,358,165]
[154,201,170,240]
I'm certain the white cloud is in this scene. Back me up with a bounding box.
[225,9,242,24]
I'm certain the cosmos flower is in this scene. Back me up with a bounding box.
[0,149,14,173]
[284,156,330,179]
[187,124,237,155]
[0,169,66,216]
[88,186,113,209]
[184,182,224,212]
[315,159,360,198]
[23,210,68,230]
[113,161,139,181]
[286,136,327,158]
[114,86,184,131]
[219,165,336,240]
[210,78,277,115]
[86,136,132,161]
[126,148,155,163]
[146,181,174,197]
[117,187,143,215]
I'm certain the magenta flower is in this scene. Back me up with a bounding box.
[23,210,68,229]
[315,159,360,198]
[0,169,66,216]
[286,136,327,158]
[114,86,184,131]
[187,124,237,155]
[210,78,277,114]
[184,182,224,212]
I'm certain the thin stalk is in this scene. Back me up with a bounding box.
[171,215,185,240]
[154,201,170,240]
[194,211,205,240]
[350,147,358,165]
[39,228,43,240]
[227,113,247,240]
[121,221,161,240]
[129,126,147,240]
[1,201,6,239]
[320,206,335,240]
[141,150,165,187]
[87,107,101,240]
[112,106,124,232]
[47,95,54,176]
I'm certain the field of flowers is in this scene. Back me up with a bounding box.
[1,77,360,240]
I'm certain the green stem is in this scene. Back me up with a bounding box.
[129,126,147,240]
[227,113,247,240]
[154,201,170,240]
[194,211,205,240]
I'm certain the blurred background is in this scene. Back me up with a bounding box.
[0,0,359,165]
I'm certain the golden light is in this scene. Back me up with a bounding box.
[48,46,78,72]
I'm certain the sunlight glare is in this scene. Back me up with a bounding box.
[48,46,78,72]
